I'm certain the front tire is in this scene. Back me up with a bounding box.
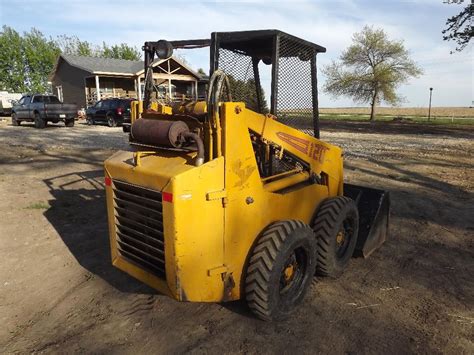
[34,113,46,129]
[11,113,20,126]
[86,116,94,125]
[245,220,317,321]
[312,197,359,278]
[65,118,75,127]
[107,114,117,127]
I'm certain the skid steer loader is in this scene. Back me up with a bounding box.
[104,30,390,321]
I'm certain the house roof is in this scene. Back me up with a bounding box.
[51,54,205,79]
[60,54,143,75]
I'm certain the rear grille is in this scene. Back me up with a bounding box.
[112,180,165,278]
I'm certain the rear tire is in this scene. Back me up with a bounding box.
[312,196,359,278]
[11,113,20,126]
[245,220,317,321]
[107,114,117,127]
[34,113,46,129]
[65,118,75,127]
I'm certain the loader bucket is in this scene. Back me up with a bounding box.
[344,183,390,258]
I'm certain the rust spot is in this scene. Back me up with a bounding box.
[222,273,235,302]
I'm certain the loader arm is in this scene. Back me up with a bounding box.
[244,109,344,196]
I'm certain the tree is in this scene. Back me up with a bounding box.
[0,26,27,92]
[0,26,59,93]
[227,76,268,113]
[56,35,94,56]
[323,26,422,121]
[23,28,60,93]
[101,42,141,61]
[442,0,473,52]
[197,68,207,76]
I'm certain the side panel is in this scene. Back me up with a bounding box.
[170,157,226,301]
[222,103,339,300]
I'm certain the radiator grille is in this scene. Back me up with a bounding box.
[112,180,165,278]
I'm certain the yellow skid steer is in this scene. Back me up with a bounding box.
[104,30,390,321]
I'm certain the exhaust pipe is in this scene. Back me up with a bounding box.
[181,131,204,166]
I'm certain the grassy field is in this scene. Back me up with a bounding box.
[319,107,474,125]
[320,106,474,117]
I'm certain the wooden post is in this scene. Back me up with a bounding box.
[194,80,198,100]
[95,75,101,102]
[428,87,433,121]
[168,60,172,100]
[137,77,142,101]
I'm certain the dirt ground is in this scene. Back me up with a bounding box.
[0,118,473,354]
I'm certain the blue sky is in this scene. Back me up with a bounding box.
[1,0,472,107]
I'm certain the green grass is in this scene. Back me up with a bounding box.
[319,113,474,125]
[24,201,50,210]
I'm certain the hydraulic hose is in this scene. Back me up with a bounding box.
[181,131,205,166]
[207,70,232,159]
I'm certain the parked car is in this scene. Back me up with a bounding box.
[11,94,77,128]
[0,91,22,116]
[86,98,132,127]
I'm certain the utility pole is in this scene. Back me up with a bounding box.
[428,87,433,121]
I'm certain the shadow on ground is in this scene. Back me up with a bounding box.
[43,169,154,294]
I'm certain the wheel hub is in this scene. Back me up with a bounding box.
[336,230,345,246]
[283,263,295,282]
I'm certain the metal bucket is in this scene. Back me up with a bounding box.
[344,183,390,258]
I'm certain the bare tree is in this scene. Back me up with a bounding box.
[323,26,422,121]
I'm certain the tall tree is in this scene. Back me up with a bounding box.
[442,0,473,52]
[56,35,94,56]
[0,26,59,93]
[101,42,141,60]
[227,76,268,113]
[0,26,26,92]
[23,28,60,93]
[323,26,422,121]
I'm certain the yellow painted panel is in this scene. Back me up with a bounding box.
[221,103,340,299]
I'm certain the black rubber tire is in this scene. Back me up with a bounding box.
[65,118,75,127]
[107,114,117,127]
[11,113,20,126]
[86,116,94,125]
[245,220,317,321]
[312,196,359,278]
[34,113,46,129]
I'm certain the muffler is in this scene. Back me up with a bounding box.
[130,118,204,166]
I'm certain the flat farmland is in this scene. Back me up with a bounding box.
[320,106,474,119]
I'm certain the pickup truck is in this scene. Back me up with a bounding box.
[11,94,77,128]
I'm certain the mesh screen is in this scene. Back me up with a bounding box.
[217,48,262,112]
[276,37,315,135]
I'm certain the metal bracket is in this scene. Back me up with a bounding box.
[206,189,227,201]
[207,265,228,276]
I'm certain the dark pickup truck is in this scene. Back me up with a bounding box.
[11,94,77,128]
